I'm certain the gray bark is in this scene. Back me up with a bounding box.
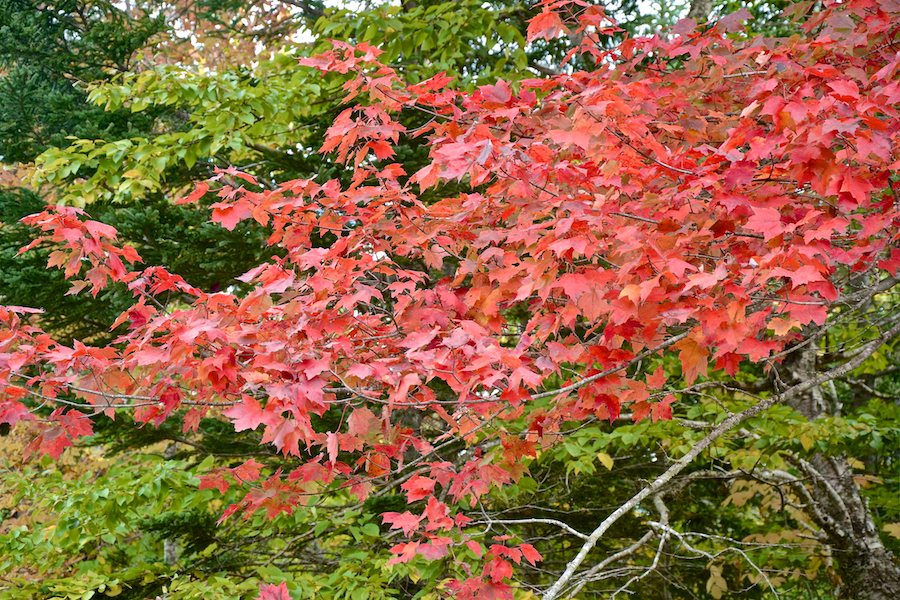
[164,538,179,565]
[687,0,713,21]
[782,344,900,600]
[163,442,179,566]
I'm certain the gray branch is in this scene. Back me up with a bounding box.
[540,319,900,600]
[470,517,589,541]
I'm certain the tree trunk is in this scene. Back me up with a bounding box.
[687,0,713,21]
[164,538,179,565]
[836,544,900,600]
[783,345,900,599]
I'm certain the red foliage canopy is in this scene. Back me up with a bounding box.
[2,0,900,596]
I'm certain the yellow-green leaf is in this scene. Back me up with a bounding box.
[596,452,614,471]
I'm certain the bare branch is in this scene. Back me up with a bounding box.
[470,517,589,541]
[540,319,900,600]
[566,530,655,598]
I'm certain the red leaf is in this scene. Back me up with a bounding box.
[266,418,303,457]
[383,511,423,536]
[402,475,436,502]
[486,557,513,582]
[839,176,873,204]
[828,79,860,100]
[0,400,34,427]
[675,338,709,386]
[745,207,783,241]
[84,220,117,239]
[722,162,756,188]
[176,182,210,204]
[58,409,93,440]
[519,543,543,566]
[548,129,592,151]
[416,539,451,559]
[647,365,667,389]
[683,263,727,293]
[631,401,651,423]
[224,396,274,432]
[424,496,454,531]
[326,431,339,464]
[770,265,826,287]
[347,407,377,439]
[878,249,900,276]
[651,394,675,422]
[527,10,567,41]
[24,426,71,460]
[211,201,252,231]
[387,541,420,565]
[182,408,202,434]
[233,459,263,483]
[479,79,511,106]
[199,472,230,495]
[399,327,439,350]
[714,8,753,32]
[256,581,290,600]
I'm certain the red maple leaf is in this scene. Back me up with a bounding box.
[519,543,543,566]
[0,400,34,427]
[387,541,420,565]
[745,207,784,241]
[770,265,826,287]
[651,394,676,422]
[478,79,511,106]
[401,475,436,502]
[527,10,568,41]
[224,396,275,432]
[24,426,71,460]
[233,459,263,483]
[256,581,290,600]
[383,511,423,536]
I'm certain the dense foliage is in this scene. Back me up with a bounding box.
[2,1,900,600]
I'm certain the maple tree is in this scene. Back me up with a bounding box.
[0,0,801,343]
[3,0,900,598]
[0,0,545,343]
[1,2,556,597]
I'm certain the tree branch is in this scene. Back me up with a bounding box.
[276,0,324,19]
[540,319,900,600]
[470,517,589,541]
